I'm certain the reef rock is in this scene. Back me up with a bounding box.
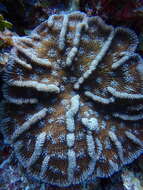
[0,11,143,187]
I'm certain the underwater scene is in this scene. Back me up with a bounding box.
[0,0,143,189]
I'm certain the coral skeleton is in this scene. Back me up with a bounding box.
[0,11,143,189]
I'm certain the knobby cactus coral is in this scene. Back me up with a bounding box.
[0,11,143,187]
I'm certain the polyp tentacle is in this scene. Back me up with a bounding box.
[86,131,96,159]
[81,117,99,132]
[74,28,115,89]
[108,131,124,163]
[110,27,138,69]
[73,17,88,47]
[11,108,47,142]
[2,84,38,104]
[111,52,133,69]
[113,113,143,121]
[59,15,69,50]
[16,47,52,67]
[27,132,47,167]
[10,80,60,93]
[74,139,97,184]
[95,138,103,160]
[66,133,75,147]
[14,133,47,169]
[66,16,88,66]
[125,131,143,147]
[13,56,32,70]
[66,95,80,132]
[12,36,52,68]
[111,53,142,69]
[66,47,78,66]
[84,91,115,104]
[67,149,76,184]
[66,95,80,184]
[47,15,55,28]
[107,86,143,99]
[40,155,50,178]
[3,92,38,105]
[81,118,100,179]
[85,131,97,178]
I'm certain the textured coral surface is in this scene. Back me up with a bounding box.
[0,11,143,188]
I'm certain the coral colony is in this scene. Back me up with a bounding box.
[0,11,143,187]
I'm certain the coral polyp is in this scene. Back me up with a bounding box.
[0,11,143,187]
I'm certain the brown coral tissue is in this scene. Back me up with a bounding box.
[0,11,143,187]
